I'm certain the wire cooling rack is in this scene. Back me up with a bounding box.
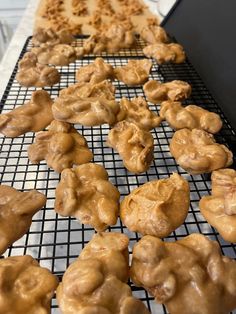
[0,36,236,314]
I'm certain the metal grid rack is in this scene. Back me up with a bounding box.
[0,36,236,314]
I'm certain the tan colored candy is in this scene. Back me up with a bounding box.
[160,101,222,133]
[200,169,236,242]
[79,232,129,282]
[117,97,162,130]
[143,43,186,64]
[52,80,119,126]
[57,232,150,314]
[55,163,120,231]
[28,120,93,173]
[59,80,116,99]
[140,25,168,44]
[114,59,152,86]
[143,80,191,104]
[16,52,60,87]
[32,43,81,66]
[121,173,190,237]
[83,24,136,54]
[32,27,74,46]
[170,128,233,174]
[131,234,236,314]
[76,58,114,84]
[53,96,119,126]
[107,121,154,173]
[0,255,58,313]
[0,90,53,137]
[0,185,46,255]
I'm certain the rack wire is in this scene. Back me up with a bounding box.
[0,36,236,314]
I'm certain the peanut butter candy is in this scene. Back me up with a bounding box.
[55,163,120,231]
[170,128,232,174]
[0,90,54,137]
[28,120,93,173]
[16,52,60,87]
[57,232,150,314]
[121,173,190,237]
[0,255,58,313]
[200,169,236,242]
[131,234,236,314]
[0,185,46,255]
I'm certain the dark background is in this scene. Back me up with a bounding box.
[162,0,236,131]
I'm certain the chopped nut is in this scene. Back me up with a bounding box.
[72,0,88,16]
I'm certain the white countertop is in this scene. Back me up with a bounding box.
[0,0,40,99]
